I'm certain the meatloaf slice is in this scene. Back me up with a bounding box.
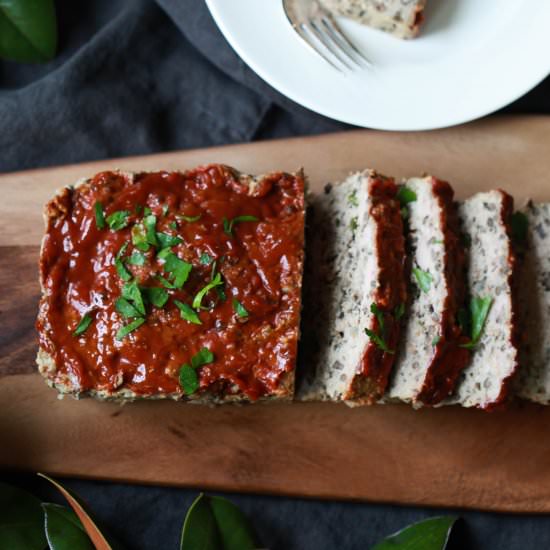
[319,0,426,39]
[387,176,470,406]
[36,165,305,403]
[298,170,406,404]
[448,190,519,409]
[515,202,550,404]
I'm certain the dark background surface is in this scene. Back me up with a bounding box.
[2,1,550,548]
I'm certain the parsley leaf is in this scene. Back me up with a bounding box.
[349,217,358,232]
[191,347,215,368]
[73,313,93,336]
[169,221,178,230]
[106,210,130,231]
[144,215,158,247]
[115,297,141,319]
[179,214,202,223]
[156,232,183,248]
[142,287,168,308]
[157,275,177,289]
[365,328,394,354]
[366,303,394,353]
[132,223,150,252]
[370,303,385,334]
[396,186,417,206]
[116,317,145,340]
[179,365,199,395]
[192,272,224,310]
[121,281,146,316]
[128,250,147,266]
[394,302,405,321]
[161,252,192,288]
[412,267,432,293]
[232,298,249,318]
[174,300,202,325]
[432,335,441,347]
[144,207,152,216]
[94,202,105,230]
[459,296,493,349]
[223,215,259,236]
[115,242,132,281]
[348,190,359,207]
[511,211,528,243]
[200,253,213,265]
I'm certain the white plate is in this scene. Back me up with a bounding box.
[206,0,550,131]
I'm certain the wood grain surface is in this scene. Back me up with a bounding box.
[2,116,550,513]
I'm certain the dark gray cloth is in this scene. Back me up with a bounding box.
[1,1,549,548]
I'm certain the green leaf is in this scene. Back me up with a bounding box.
[223,215,259,236]
[143,207,152,216]
[157,275,177,289]
[115,297,141,319]
[511,211,528,243]
[106,210,130,231]
[178,214,202,223]
[179,364,199,395]
[191,347,215,369]
[180,494,221,550]
[169,221,178,230]
[193,272,224,310]
[142,287,168,308]
[0,0,57,63]
[38,473,123,550]
[131,223,150,252]
[128,250,147,266]
[349,216,358,232]
[160,252,192,289]
[156,232,183,248]
[0,482,46,550]
[42,503,94,550]
[115,317,145,340]
[144,214,158,247]
[432,335,441,347]
[396,186,417,206]
[209,496,258,550]
[200,252,214,265]
[347,189,359,207]
[114,258,132,282]
[174,300,202,325]
[94,202,105,230]
[121,281,145,316]
[232,298,249,319]
[412,267,432,293]
[394,302,405,321]
[370,302,385,335]
[365,328,394,354]
[371,516,457,550]
[470,296,493,344]
[73,313,93,336]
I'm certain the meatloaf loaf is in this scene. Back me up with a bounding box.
[298,170,406,404]
[36,165,305,402]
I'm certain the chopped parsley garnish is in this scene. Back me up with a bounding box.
[144,214,158,247]
[460,296,493,349]
[156,232,183,248]
[432,335,441,347]
[412,267,432,293]
[200,253,213,265]
[511,211,528,243]
[178,347,215,394]
[115,242,132,281]
[73,313,93,336]
[223,215,259,236]
[179,214,202,223]
[396,186,417,206]
[143,207,152,216]
[365,303,394,354]
[157,275,177,289]
[169,221,178,230]
[349,216,358,232]
[174,300,202,325]
[115,297,141,319]
[94,202,105,230]
[143,287,169,308]
[348,190,359,207]
[160,252,192,288]
[128,250,147,266]
[192,272,223,310]
[394,302,405,321]
[116,317,145,340]
[121,281,146,316]
[232,298,249,318]
[132,223,150,252]
[106,210,130,231]
[433,239,444,245]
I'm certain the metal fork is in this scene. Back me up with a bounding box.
[282,0,371,71]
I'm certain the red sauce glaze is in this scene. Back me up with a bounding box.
[416,178,470,405]
[351,175,407,403]
[37,165,305,400]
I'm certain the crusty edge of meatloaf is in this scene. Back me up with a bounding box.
[36,166,304,403]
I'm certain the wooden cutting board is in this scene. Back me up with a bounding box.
[2,115,550,513]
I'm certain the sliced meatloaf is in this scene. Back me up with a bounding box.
[387,176,470,406]
[36,165,305,403]
[319,0,426,39]
[449,190,519,409]
[515,202,550,404]
[298,170,406,404]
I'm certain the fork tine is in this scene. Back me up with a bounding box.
[308,20,354,70]
[295,23,344,72]
[322,16,372,67]
[316,18,362,68]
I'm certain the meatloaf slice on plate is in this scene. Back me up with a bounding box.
[298,170,406,405]
[387,176,470,407]
[36,165,305,403]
